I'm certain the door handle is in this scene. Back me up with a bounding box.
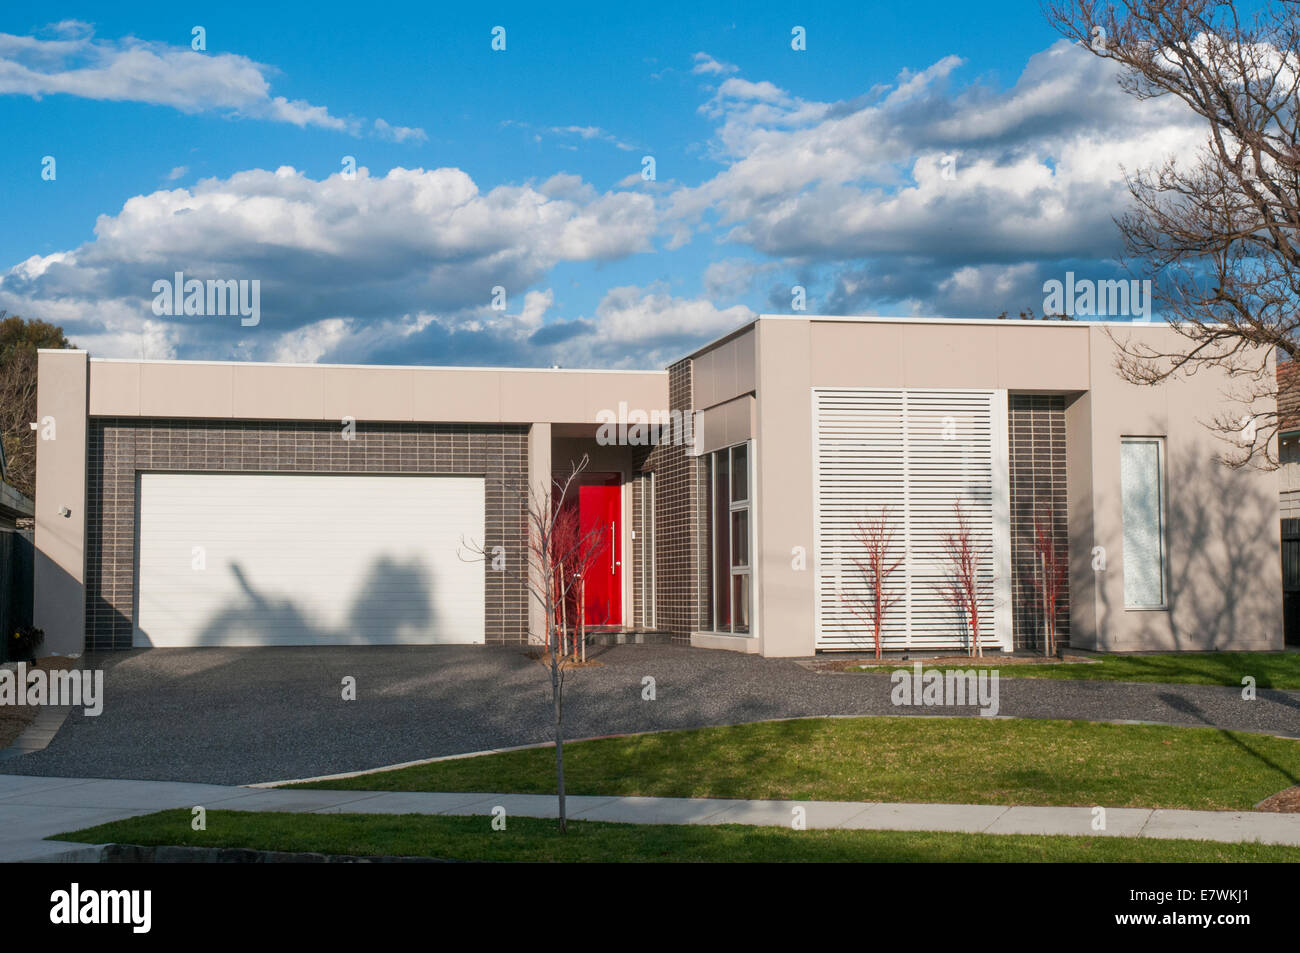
[610,521,616,574]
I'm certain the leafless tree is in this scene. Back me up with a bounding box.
[0,348,37,497]
[550,486,608,664]
[935,500,994,657]
[1044,0,1300,467]
[464,455,603,833]
[1030,502,1069,657]
[849,506,904,659]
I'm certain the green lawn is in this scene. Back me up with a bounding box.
[52,809,1300,863]
[849,652,1300,688]
[296,717,1300,811]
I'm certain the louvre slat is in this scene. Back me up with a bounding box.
[813,387,1009,652]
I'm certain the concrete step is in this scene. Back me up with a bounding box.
[587,630,674,646]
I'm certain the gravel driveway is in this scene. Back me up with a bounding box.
[3,644,1298,785]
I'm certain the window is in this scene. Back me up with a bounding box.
[705,442,752,634]
[1120,437,1166,609]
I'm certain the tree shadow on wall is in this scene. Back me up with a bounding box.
[177,556,436,646]
[1088,451,1283,651]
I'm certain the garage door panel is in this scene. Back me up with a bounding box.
[135,473,485,647]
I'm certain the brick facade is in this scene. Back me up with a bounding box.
[85,418,528,651]
[641,360,702,640]
[1007,395,1070,651]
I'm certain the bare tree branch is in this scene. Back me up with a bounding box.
[1044,0,1300,468]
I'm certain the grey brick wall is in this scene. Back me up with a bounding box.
[640,360,701,640]
[85,418,528,651]
[1008,395,1070,651]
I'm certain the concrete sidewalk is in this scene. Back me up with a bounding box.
[2,774,1298,861]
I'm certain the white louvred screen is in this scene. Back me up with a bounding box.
[813,388,1010,652]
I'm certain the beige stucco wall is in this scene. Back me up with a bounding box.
[1065,392,1099,647]
[691,327,756,412]
[89,359,668,425]
[526,423,551,645]
[752,320,816,656]
[34,349,89,657]
[730,316,1282,656]
[696,395,754,456]
[1079,325,1281,651]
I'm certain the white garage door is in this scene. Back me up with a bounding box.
[135,473,486,647]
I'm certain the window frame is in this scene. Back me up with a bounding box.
[1120,435,1169,611]
[706,441,753,635]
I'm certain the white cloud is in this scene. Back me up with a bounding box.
[670,38,1206,316]
[0,164,657,362]
[502,120,636,151]
[0,24,420,137]
[592,285,753,343]
[374,118,428,143]
[692,52,738,76]
[703,257,777,298]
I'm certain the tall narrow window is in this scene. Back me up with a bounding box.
[711,452,731,630]
[705,442,751,634]
[1120,437,1166,608]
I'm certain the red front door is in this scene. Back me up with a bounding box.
[577,480,622,627]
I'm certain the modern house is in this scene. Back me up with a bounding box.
[33,315,1284,658]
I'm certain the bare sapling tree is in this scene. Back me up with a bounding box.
[1045,0,1300,467]
[849,505,904,659]
[550,503,579,657]
[550,488,607,664]
[463,454,603,833]
[531,456,608,832]
[1030,503,1068,657]
[936,500,993,657]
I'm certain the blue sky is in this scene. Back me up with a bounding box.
[0,2,1201,367]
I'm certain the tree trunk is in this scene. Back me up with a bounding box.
[551,654,566,833]
[577,578,585,662]
[558,561,566,653]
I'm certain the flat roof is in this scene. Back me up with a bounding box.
[673,312,1143,364]
[54,313,1173,376]
[85,356,666,376]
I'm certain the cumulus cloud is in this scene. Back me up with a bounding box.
[0,38,1222,365]
[0,24,419,137]
[703,257,779,299]
[0,165,657,361]
[672,40,1206,312]
[521,285,754,368]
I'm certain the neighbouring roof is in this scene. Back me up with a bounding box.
[0,483,33,521]
[0,442,33,520]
